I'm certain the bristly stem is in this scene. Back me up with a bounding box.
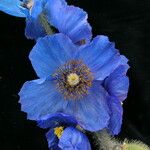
[39,13,54,35]
[93,129,123,150]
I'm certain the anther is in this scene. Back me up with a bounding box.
[54,126,64,139]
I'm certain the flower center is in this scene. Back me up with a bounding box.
[67,73,80,86]
[54,126,64,139]
[53,60,93,100]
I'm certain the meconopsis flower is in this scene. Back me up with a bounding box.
[19,33,129,132]
[0,0,92,44]
[37,113,91,150]
[19,34,128,132]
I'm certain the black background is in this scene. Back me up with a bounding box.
[0,0,150,149]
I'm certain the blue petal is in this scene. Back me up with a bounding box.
[0,0,27,17]
[19,78,69,120]
[104,56,129,102]
[30,0,43,18]
[38,113,77,129]
[29,34,77,78]
[105,56,129,79]
[59,127,91,150]
[76,35,121,80]
[25,0,46,39]
[19,77,110,131]
[72,81,110,131]
[107,97,123,135]
[46,129,60,150]
[25,0,92,43]
[24,0,67,40]
[44,0,92,44]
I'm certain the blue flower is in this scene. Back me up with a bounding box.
[19,33,125,131]
[104,56,129,135]
[25,0,92,43]
[0,0,27,17]
[0,0,92,44]
[37,113,91,150]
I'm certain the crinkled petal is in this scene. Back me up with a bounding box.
[76,35,121,80]
[45,0,92,44]
[46,129,60,150]
[19,78,69,120]
[106,55,129,79]
[59,127,91,150]
[108,97,123,135]
[29,34,77,78]
[38,113,77,129]
[104,56,129,102]
[25,0,46,39]
[0,0,27,17]
[72,81,110,131]
[19,78,109,131]
[25,0,92,43]
[24,0,67,40]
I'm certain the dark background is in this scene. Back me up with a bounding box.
[0,0,150,149]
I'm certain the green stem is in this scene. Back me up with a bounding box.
[39,13,54,35]
[93,130,123,150]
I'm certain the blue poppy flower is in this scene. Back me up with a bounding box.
[19,33,125,131]
[0,0,27,17]
[25,0,92,43]
[37,113,91,150]
[104,56,129,135]
[0,0,92,44]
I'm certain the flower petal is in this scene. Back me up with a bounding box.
[104,56,129,102]
[19,78,69,120]
[24,0,66,40]
[46,129,60,150]
[76,35,121,80]
[73,81,110,131]
[0,0,27,17]
[59,127,91,150]
[43,0,92,43]
[38,113,77,129]
[29,34,77,78]
[107,97,123,135]
[25,0,92,43]
[19,78,109,131]
[25,0,46,39]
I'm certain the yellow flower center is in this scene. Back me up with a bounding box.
[54,126,64,139]
[67,73,80,86]
[53,60,93,100]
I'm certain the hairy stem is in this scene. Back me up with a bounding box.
[39,13,54,35]
[93,130,123,150]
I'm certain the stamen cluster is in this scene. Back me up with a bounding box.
[53,60,93,100]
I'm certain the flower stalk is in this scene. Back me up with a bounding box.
[93,130,122,150]
[93,130,150,150]
[39,13,54,35]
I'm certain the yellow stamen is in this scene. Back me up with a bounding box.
[54,126,64,139]
[67,73,80,86]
